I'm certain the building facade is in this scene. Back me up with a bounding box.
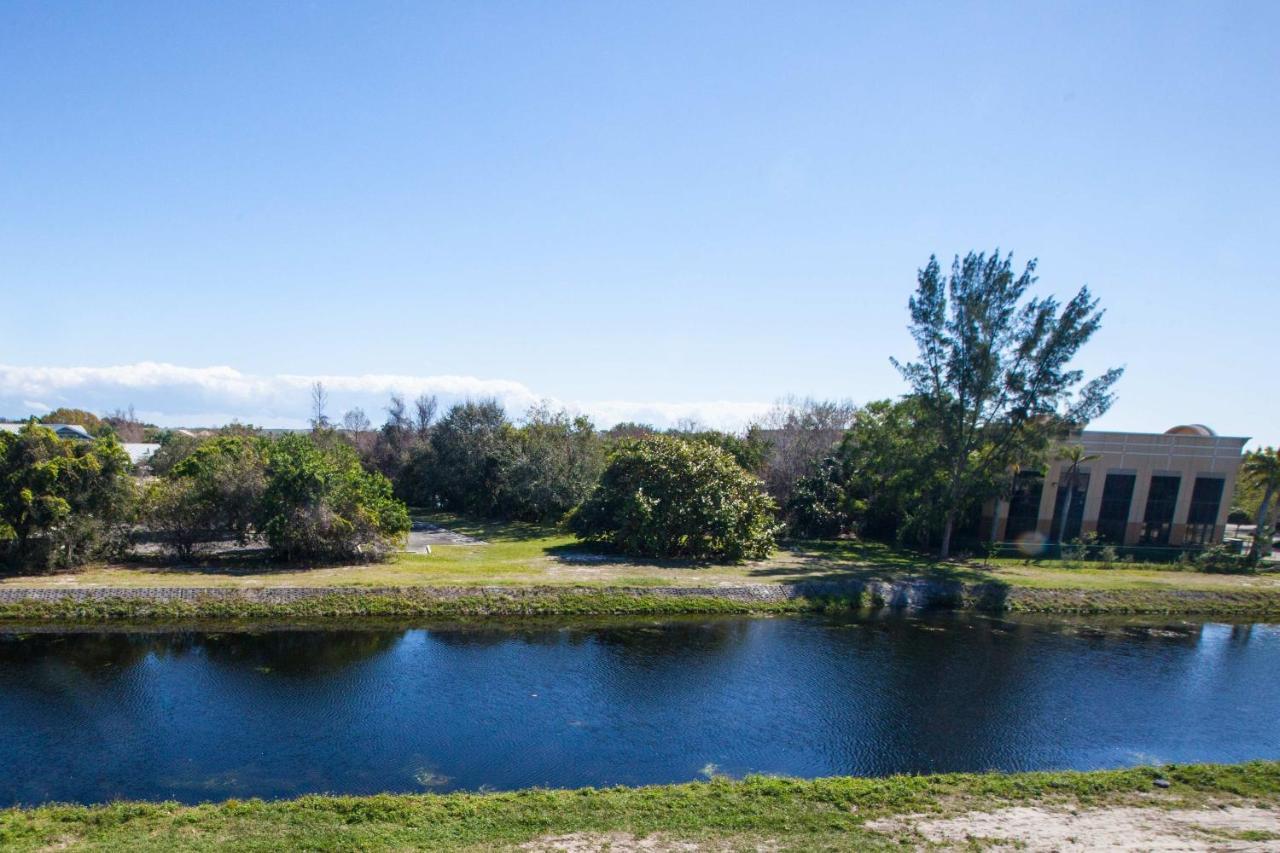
[984,424,1247,548]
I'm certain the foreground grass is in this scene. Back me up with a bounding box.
[2,762,1276,851]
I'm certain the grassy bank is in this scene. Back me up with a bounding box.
[1,762,1276,851]
[2,514,1277,620]
[0,590,823,623]
[3,584,1280,623]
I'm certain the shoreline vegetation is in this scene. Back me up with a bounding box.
[1,762,1277,851]
[2,582,1280,623]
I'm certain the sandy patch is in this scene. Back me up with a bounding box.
[867,804,1280,851]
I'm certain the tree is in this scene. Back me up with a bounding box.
[505,404,604,521]
[0,422,135,570]
[786,456,856,538]
[413,394,438,435]
[677,428,771,473]
[257,434,410,562]
[891,252,1123,557]
[568,435,779,561]
[1053,445,1100,545]
[1242,447,1280,560]
[168,435,268,543]
[140,478,214,561]
[105,405,149,442]
[785,398,945,545]
[40,408,107,433]
[426,400,518,517]
[310,381,330,430]
[755,397,857,505]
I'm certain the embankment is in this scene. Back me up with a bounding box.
[1,577,1278,621]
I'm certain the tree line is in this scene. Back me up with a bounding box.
[17,251,1272,571]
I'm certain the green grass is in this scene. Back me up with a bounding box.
[1,762,1276,851]
[0,590,838,623]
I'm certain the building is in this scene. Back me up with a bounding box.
[984,424,1247,549]
[0,422,93,441]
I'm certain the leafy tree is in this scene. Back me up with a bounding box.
[891,251,1123,557]
[1242,447,1280,560]
[257,434,410,562]
[604,422,657,440]
[568,435,779,561]
[786,456,856,538]
[40,407,108,434]
[169,436,268,541]
[505,404,604,521]
[140,478,214,561]
[678,428,771,474]
[426,400,518,517]
[785,398,946,545]
[146,430,202,476]
[0,422,134,570]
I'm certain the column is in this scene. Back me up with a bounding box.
[1124,473,1152,546]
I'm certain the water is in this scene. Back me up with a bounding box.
[0,613,1277,806]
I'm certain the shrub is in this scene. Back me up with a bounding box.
[1195,544,1256,575]
[786,457,857,538]
[568,435,779,561]
[257,434,410,562]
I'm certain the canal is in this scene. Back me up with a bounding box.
[0,612,1276,805]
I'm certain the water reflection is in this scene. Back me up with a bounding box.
[0,613,1276,806]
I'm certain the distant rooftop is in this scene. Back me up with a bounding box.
[0,422,93,440]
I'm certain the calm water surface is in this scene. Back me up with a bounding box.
[0,613,1277,805]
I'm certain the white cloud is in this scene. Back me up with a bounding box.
[0,363,771,431]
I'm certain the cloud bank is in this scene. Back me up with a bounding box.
[0,363,771,432]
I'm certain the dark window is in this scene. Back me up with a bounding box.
[1139,475,1181,545]
[1003,472,1044,540]
[1095,473,1136,544]
[1049,472,1091,543]
[1183,477,1225,546]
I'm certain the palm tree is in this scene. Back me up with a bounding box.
[1242,447,1280,560]
[1055,445,1100,546]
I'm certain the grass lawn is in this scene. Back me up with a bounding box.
[2,512,1277,596]
[1,762,1277,851]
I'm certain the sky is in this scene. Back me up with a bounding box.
[1,2,1276,443]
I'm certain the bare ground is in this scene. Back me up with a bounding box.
[866,803,1280,851]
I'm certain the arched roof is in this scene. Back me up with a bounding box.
[1164,424,1216,437]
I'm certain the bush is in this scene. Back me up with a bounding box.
[568,435,779,561]
[786,457,857,538]
[1195,544,1257,575]
[257,434,410,562]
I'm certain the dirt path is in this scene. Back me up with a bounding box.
[867,803,1280,850]
[404,521,485,552]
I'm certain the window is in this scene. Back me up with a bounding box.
[1183,477,1225,546]
[1049,472,1090,543]
[1003,472,1044,540]
[1139,475,1181,545]
[1095,473,1136,544]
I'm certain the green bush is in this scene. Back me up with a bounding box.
[568,435,779,561]
[257,434,410,562]
[1195,544,1257,575]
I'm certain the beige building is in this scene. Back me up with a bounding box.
[985,424,1248,549]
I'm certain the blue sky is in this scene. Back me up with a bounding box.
[2,2,1276,442]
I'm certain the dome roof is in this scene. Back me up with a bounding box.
[1164,424,1216,437]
